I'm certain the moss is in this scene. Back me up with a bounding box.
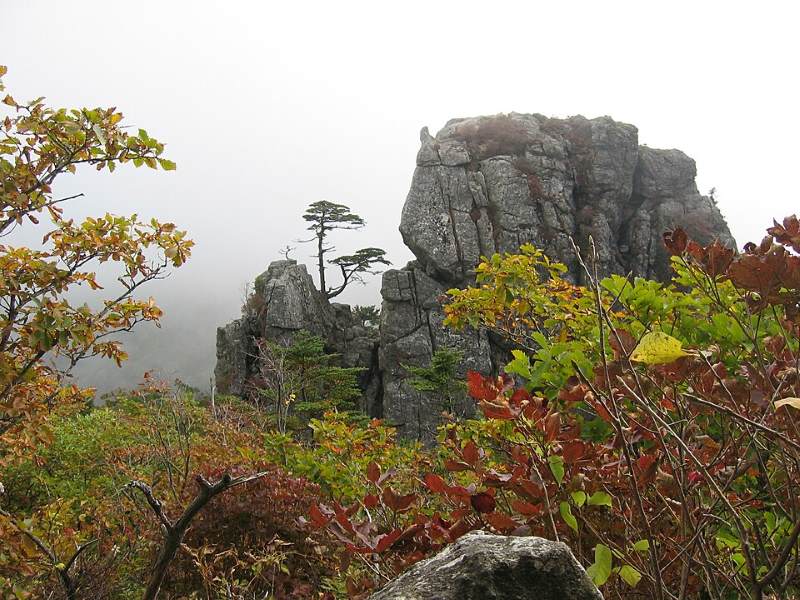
[451,114,530,160]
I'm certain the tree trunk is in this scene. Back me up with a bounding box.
[317,231,326,296]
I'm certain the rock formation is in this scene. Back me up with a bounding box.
[369,531,603,600]
[215,260,381,415]
[216,113,735,442]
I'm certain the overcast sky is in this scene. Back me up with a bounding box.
[2,1,798,391]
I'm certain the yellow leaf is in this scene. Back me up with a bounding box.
[775,398,800,410]
[630,331,689,365]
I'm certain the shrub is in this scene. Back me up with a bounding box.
[312,217,800,600]
[166,464,334,599]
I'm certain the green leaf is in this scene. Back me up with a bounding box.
[632,539,650,553]
[618,565,642,587]
[548,454,564,485]
[587,491,612,508]
[504,349,531,379]
[715,528,741,550]
[586,544,613,586]
[157,158,176,171]
[630,331,689,365]
[559,501,578,532]
[571,490,587,507]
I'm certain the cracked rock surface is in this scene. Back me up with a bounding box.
[381,113,734,442]
[369,531,603,600]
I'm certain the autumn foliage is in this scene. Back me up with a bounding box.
[309,217,800,600]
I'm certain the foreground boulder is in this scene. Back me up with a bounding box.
[370,531,603,600]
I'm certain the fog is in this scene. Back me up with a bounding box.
[2,1,798,393]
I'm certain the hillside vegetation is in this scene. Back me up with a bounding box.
[4,218,800,599]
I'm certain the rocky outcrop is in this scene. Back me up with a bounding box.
[369,531,603,600]
[217,113,735,442]
[400,114,734,285]
[215,260,381,414]
[380,113,735,442]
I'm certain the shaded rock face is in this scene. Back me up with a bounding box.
[215,260,381,415]
[379,264,493,441]
[369,531,603,600]
[380,113,735,442]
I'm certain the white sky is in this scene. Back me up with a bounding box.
[2,0,798,391]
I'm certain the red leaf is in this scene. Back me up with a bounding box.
[544,412,561,442]
[467,371,502,401]
[636,454,659,487]
[486,512,519,533]
[309,504,330,528]
[424,473,447,493]
[375,529,403,553]
[559,378,588,403]
[702,241,735,277]
[728,252,781,294]
[470,492,496,513]
[768,214,800,253]
[688,471,703,485]
[335,509,355,533]
[511,499,542,516]
[447,518,473,541]
[480,400,515,420]
[366,461,381,483]
[509,388,532,407]
[444,484,472,499]
[445,459,472,472]
[562,441,586,464]
[382,488,416,512]
[513,479,544,501]
[462,441,480,466]
[483,470,513,487]
[396,522,424,544]
[363,494,379,508]
[609,329,636,360]
[663,228,688,256]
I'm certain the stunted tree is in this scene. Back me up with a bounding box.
[353,304,380,330]
[301,200,389,299]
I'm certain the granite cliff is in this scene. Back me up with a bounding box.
[216,113,735,442]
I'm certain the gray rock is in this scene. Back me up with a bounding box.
[398,113,734,284]
[214,317,253,397]
[215,260,381,412]
[369,531,603,600]
[379,264,492,444]
[380,114,735,440]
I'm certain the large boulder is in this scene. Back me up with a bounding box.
[399,113,734,284]
[369,531,603,600]
[381,113,735,440]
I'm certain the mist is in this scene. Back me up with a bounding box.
[2,0,798,393]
